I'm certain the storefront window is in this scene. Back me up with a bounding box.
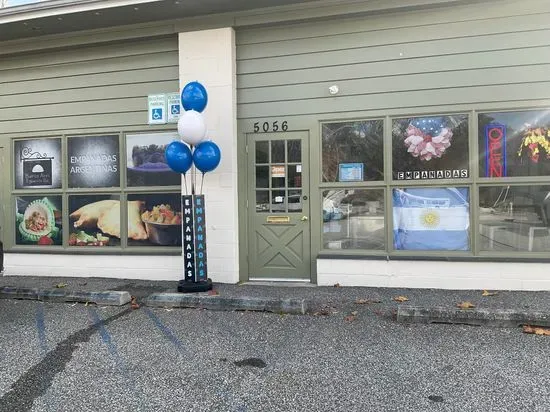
[14,138,62,189]
[68,195,121,247]
[392,187,470,250]
[392,115,469,181]
[323,189,385,250]
[10,132,181,251]
[67,135,120,188]
[15,196,62,246]
[478,110,550,178]
[126,133,181,187]
[127,193,182,247]
[322,120,384,182]
[479,185,550,252]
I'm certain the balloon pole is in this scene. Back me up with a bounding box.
[171,81,216,293]
[182,173,188,196]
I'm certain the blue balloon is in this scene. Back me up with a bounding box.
[181,81,208,113]
[165,141,193,174]
[193,141,221,173]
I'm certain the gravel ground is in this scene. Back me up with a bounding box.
[0,297,549,412]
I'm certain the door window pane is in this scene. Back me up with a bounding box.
[392,187,470,250]
[323,189,385,250]
[271,190,286,212]
[287,140,301,163]
[256,166,269,188]
[256,191,270,213]
[288,165,302,188]
[393,115,469,181]
[478,109,550,177]
[271,141,285,163]
[479,185,550,251]
[288,190,302,213]
[256,141,269,164]
[322,120,384,182]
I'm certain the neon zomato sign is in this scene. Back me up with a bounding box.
[485,124,506,177]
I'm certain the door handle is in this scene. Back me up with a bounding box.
[301,216,309,222]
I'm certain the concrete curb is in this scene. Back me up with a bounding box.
[0,286,131,306]
[397,305,550,328]
[144,293,308,315]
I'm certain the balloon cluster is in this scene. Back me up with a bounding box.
[165,81,221,191]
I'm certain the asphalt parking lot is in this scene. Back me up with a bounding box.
[1,298,549,412]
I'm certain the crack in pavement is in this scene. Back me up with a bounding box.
[0,307,133,412]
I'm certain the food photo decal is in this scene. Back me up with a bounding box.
[16,197,62,246]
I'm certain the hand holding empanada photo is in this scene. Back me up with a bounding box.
[97,202,121,238]
[128,201,148,240]
[70,200,118,228]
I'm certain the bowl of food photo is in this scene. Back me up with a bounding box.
[141,204,182,245]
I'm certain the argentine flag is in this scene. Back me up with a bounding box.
[393,187,470,250]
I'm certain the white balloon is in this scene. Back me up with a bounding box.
[177,110,206,145]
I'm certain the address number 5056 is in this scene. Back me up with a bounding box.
[253,121,288,133]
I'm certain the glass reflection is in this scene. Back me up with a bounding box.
[322,189,385,250]
[479,185,550,251]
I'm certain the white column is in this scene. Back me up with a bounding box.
[179,28,239,284]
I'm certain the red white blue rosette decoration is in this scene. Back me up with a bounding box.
[404,117,453,161]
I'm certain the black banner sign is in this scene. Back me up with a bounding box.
[182,195,207,282]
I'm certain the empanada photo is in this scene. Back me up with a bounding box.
[128,200,148,240]
[97,202,121,238]
[70,200,118,229]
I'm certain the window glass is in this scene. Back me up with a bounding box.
[323,189,385,250]
[67,135,120,188]
[478,110,550,177]
[15,195,62,246]
[126,133,181,187]
[322,120,384,182]
[393,115,469,180]
[392,187,470,250]
[68,195,121,247]
[127,193,182,247]
[479,185,550,252]
[14,138,62,189]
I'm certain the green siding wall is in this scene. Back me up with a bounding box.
[235,0,550,119]
[0,35,179,137]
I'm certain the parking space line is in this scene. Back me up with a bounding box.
[143,308,185,350]
[35,304,48,354]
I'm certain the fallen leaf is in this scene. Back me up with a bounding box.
[344,314,356,322]
[355,299,381,305]
[333,283,341,288]
[351,311,358,316]
[523,325,550,336]
[130,296,140,310]
[482,290,498,297]
[313,309,331,316]
[208,289,220,296]
[457,301,476,309]
[393,296,409,303]
[55,283,68,288]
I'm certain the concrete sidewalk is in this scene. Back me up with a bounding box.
[1,275,550,327]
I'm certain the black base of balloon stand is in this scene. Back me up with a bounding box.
[177,278,213,293]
